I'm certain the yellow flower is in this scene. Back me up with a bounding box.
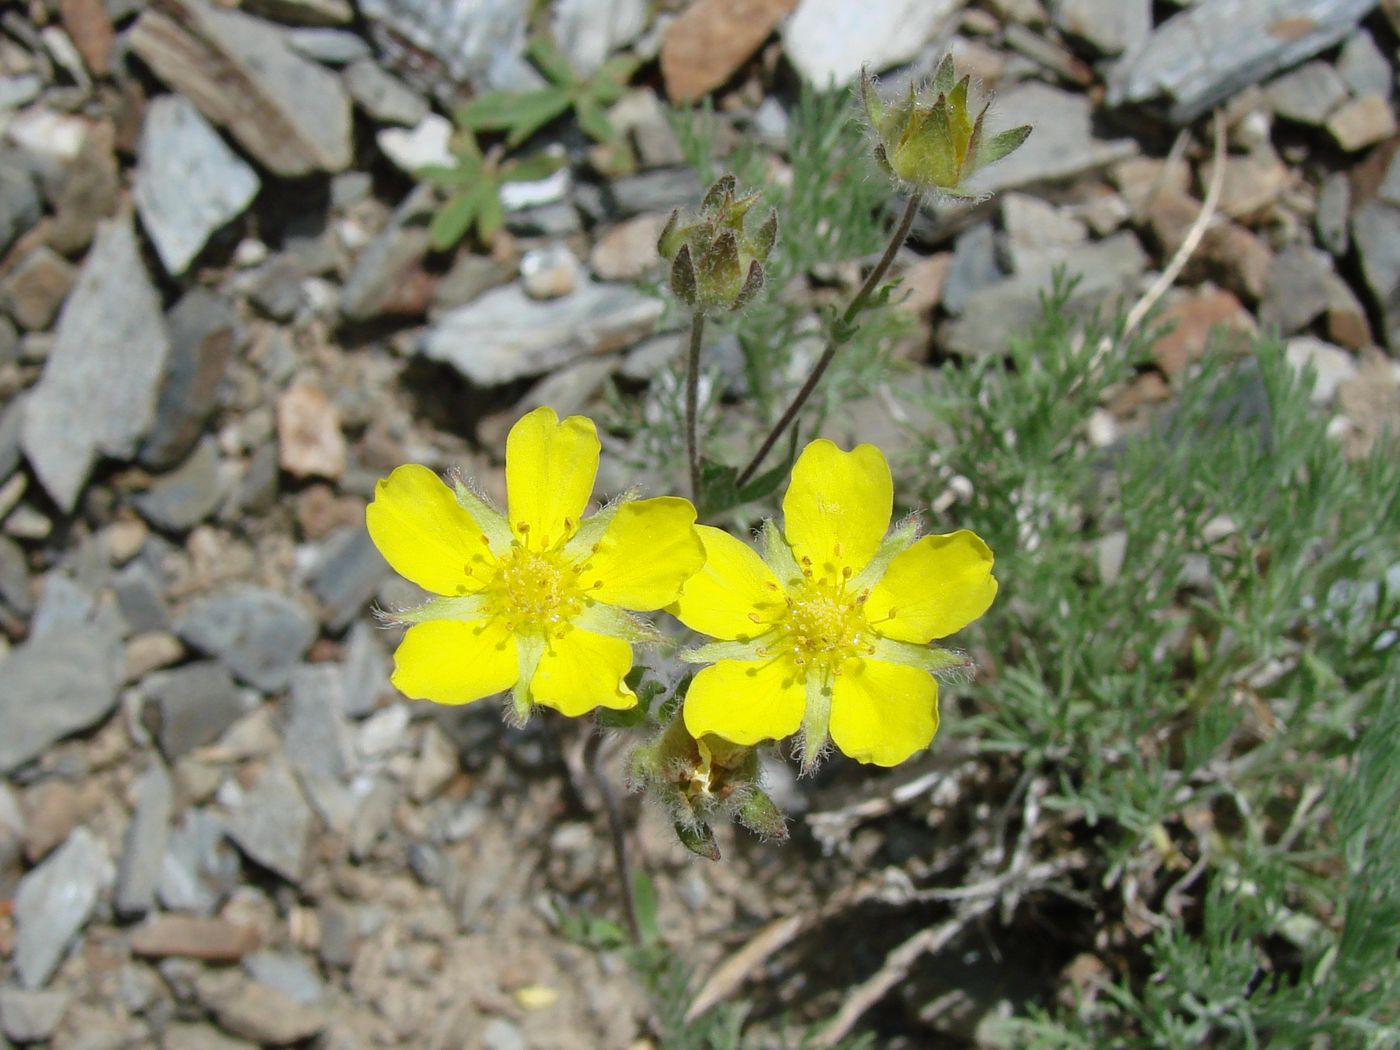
[366,406,705,721]
[672,439,997,768]
[861,56,1031,197]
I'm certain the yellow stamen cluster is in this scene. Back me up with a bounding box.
[482,543,587,637]
[761,556,875,676]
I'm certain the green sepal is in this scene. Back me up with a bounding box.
[675,818,721,861]
[868,638,972,675]
[510,633,546,725]
[975,124,1032,171]
[575,603,664,645]
[849,513,921,593]
[379,594,487,625]
[561,487,639,562]
[931,53,956,97]
[799,673,832,775]
[736,789,788,842]
[449,473,514,556]
[679,638,767,664]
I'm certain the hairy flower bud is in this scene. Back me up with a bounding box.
[657,175,778,313]
[861,56,1031,198]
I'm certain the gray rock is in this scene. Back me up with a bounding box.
[782,0,965,86]
[503,200,584,237]
[349,775,397,860]
[601,168,703,218]
[1001,193,1089,275]
[359,0,533,93]
[1353,198,1400,351]
[961,82,1138,197]
[134,438,225,532]
[308,527,386,631]
[202,975,326,1046]
[142,661,246,760]
[482,1018,526,1050]
[1266,61,1348,125]
[0,783,23,871]
[421,281,663,386]
[13,827,114,987]
[0,987,71,1043]
[281,663,354,778]
[242,951,323,1005]
[1286,335,1357,403]
[550,0,648,74]
[0,162,40,254]
[226,761,313,883]
[315,901,358,969]
[341,621,388,718]
[340,191,433,322]
[943,232,1149,357]
[942,223,1006,316]
[288,27,371,64]
[0,622,123,774]
[29,574,100,639]
[1107,0,1379,124]
[139,290,241,471]
[1337,28,1392,99]
[1316,171,1351,256]
[114,561,169,633]
[129,0,352,177]
[1378,150,1400,209]
[175,586,317,691]
[1050,0,1150,55]
[135,95,260,276]
[342,59,428,126]
[233,444,281,517]
[0,394,24,484]
[115,761,174,917]
[21,218,171,513]
[158,810,237,914]
[1259,244,1334,335]
[0,533,31,617]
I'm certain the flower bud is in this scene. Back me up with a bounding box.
[861,56,1031,198]
[657,175,778,313]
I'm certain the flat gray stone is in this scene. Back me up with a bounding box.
[341,621,388,718]
[0,986,71,1042]
[134,438,225,532]
[139,290,241,471]
[281,663,354,779]
[135,95,260,276]
[1107,0,1379,124]
[421,281,662,386]
[943,232,1149,357]
[1050,0,1151,55]
[129,0,352,177]
[550,0,647,75]
[1316,171,1351,256]
[308,526,387,630]
[0,533,32,616]
[0,624,123,774]
[142,660,247,760]
[242,951,323,1005]
[942,223,1005,316]
[0,161,41,255]
[115,761,174,917]
[175,586,317,691]
[21,218,170,513]
[226,761,312,883]
[339,189,433,321]
[13,827,114,987]
[288,27,371,64]
[1260,244,1334,335]
[114,561,170,633]
[1337,28,1391,99]
[1352,198,1400,351]
[1266,61,1348,124]
[358,0,533,93]
[342,59,428,126]
[349,775,397,860]
[782,0,965,86]
[158,810,236,914]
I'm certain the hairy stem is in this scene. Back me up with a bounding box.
[584,731,640,944]
[737,192,922,487]
[685,311,706,502]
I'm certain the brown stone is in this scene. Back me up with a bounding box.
[1152,289,1256,380]
[276,382,346,480]
[294,484,364,539]
[661,0,797,103]
[48,126,120,257]
[589,214,665,282]
[1337,349,1400,458]
[22,781,81,863]
[1322,274,1374,350]
[897,252,954,316]
[1195,222,1272,303]
[1111,156,1191,215]
[0,247,76,331]
[1144,188,1201,256]
[1200,151,1289,220]
[129,916,261,961]
[1327,95,1398,153]
[58,0,114,75]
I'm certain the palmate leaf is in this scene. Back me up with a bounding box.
[575,97,614,143]
[429,187,482,250]
[417,163,473,186]
[459,86,572,147]
[502,151,565,183]
[526,34,575,86]
[474,184,504,242]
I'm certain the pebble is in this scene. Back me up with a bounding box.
[661,0,798,102]
[1326,94,1397,152]
[349,774,397,859]
[134,95,261,276]
[114,761,175,917]
[339,189,435,321]
[287,26,370,64]
[21,780,81,863]
[0,987,71,1043]
[357,0,535,93]
[409,724,459,802]
[129,915,260,961]
[343,59,428,126]
[0,162,41,255]
[124,631,184,682]
[130,0,352,176]
[157,810,236,914]
[341,621,389,718]
[242,950,324,1005]
[160,1023,260,1050]
[783,0,964,86]
[114,561,170,634]
[1049,0,1150,56]
[20,218,171,513]
[0,782,22,870]
[1353,199,1400,351]
[134,438,226,532]
[1315,172,1351,257]
[0,532,32,617]
[226,761,313,883]
[1336,28,1392,99]
[282,663,355,779]
[376,114,454,174]
[13,827,114,988]
[1266,61,1347,125]
[202,975,327,1046]
[309,526,386,630]
[589,213,664,281]
[1,246,76,332]
[421,280,663,386]
[176,586,317,692]
[141,661,247,759]
[277,382,347,480]
[1286,336,1358,404]
[551,0,647,74]
[1152,288,1257,379]
[1259,244,1334,335]
[520,244,582,299]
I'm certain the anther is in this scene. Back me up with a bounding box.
[833,542,843,556]
[842,566,852,579]
[748,612,763,623]
[517,522,530,533]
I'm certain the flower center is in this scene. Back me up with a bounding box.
[770,575,872,674]
[483,544,586,637]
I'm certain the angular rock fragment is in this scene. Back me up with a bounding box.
[130,915,261,961]
[129,0,352,176]
[661,0,797,102]
[21,218,170,512]
[141,661,246,760]
[783,0,963,87]
[134,438,225,532]
[13,827,114,987]
[226,761,313,883]
[1352,198,1400,350]
[175,586,317,691]
[115,761,175,917]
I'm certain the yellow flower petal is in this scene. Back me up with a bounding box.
[866,530,997,643]
[684,658,805,746]
[505,406,600,550]
[366,464,494,596]
[582,497,705,611]
[829,659,939,766]
[782,440,893,580]
[390,618,517,704]
[671,526,783,641]
[530,628,636,717]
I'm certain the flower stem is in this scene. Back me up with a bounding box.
[736,192,923,488]
[584,730,641,945]
[685,310,706,501]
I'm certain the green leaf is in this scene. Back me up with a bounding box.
[575,97,615,143]
[527,34,575,86]
[429,188,481,250]
[696,459,741,518]
[596,54,639,89]
[502,151,564,184]
[474,185,505,242]
[460,87,571,146]
[631,870,661,946]
[416,163,473,186]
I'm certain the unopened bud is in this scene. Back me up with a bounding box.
[657,176,778,313]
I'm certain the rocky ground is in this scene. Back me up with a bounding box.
[1,0,1399,1047]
